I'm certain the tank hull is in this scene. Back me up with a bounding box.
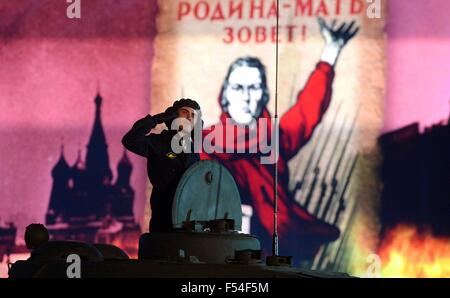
[9,259,351,278]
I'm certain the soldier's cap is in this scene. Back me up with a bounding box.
[171,98,201,112]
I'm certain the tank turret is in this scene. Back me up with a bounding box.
[138,160,261,264]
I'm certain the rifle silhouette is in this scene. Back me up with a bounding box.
[313,154,359,271]
[323,155,354,222]
[331,154,359,225]
[329,199,358,272]
[313,114,349,216]
[302,104,343,209]
[292,102,343,196]
[320,108,359,219]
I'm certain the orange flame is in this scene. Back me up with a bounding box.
[111,236,139,259]
[378,225,450,277]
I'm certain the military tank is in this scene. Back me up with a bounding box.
[8,160,350,278]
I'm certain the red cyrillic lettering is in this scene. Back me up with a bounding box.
[194,1,210,20]
[351,0,364,14]
[250,0,264,19]
[295,0,312,16]
[211,3,225,21]
[238,27,252,43]
[177,1,191,20]
[223,27,234,43]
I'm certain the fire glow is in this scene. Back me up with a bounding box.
[378,225,450,278]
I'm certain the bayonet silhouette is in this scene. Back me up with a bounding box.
[292,102,342,196]
[320,108,359,219]
[303,104,343,209]
[332,154,359,225]
[313,114,350,216]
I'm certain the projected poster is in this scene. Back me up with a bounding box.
[150,0,386,274]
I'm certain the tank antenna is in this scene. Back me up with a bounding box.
[272,0,280,258]
[266,0,293,267]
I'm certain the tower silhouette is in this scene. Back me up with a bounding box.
[45,93,140,250]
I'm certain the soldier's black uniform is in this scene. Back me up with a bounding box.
[122,101,200,232]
